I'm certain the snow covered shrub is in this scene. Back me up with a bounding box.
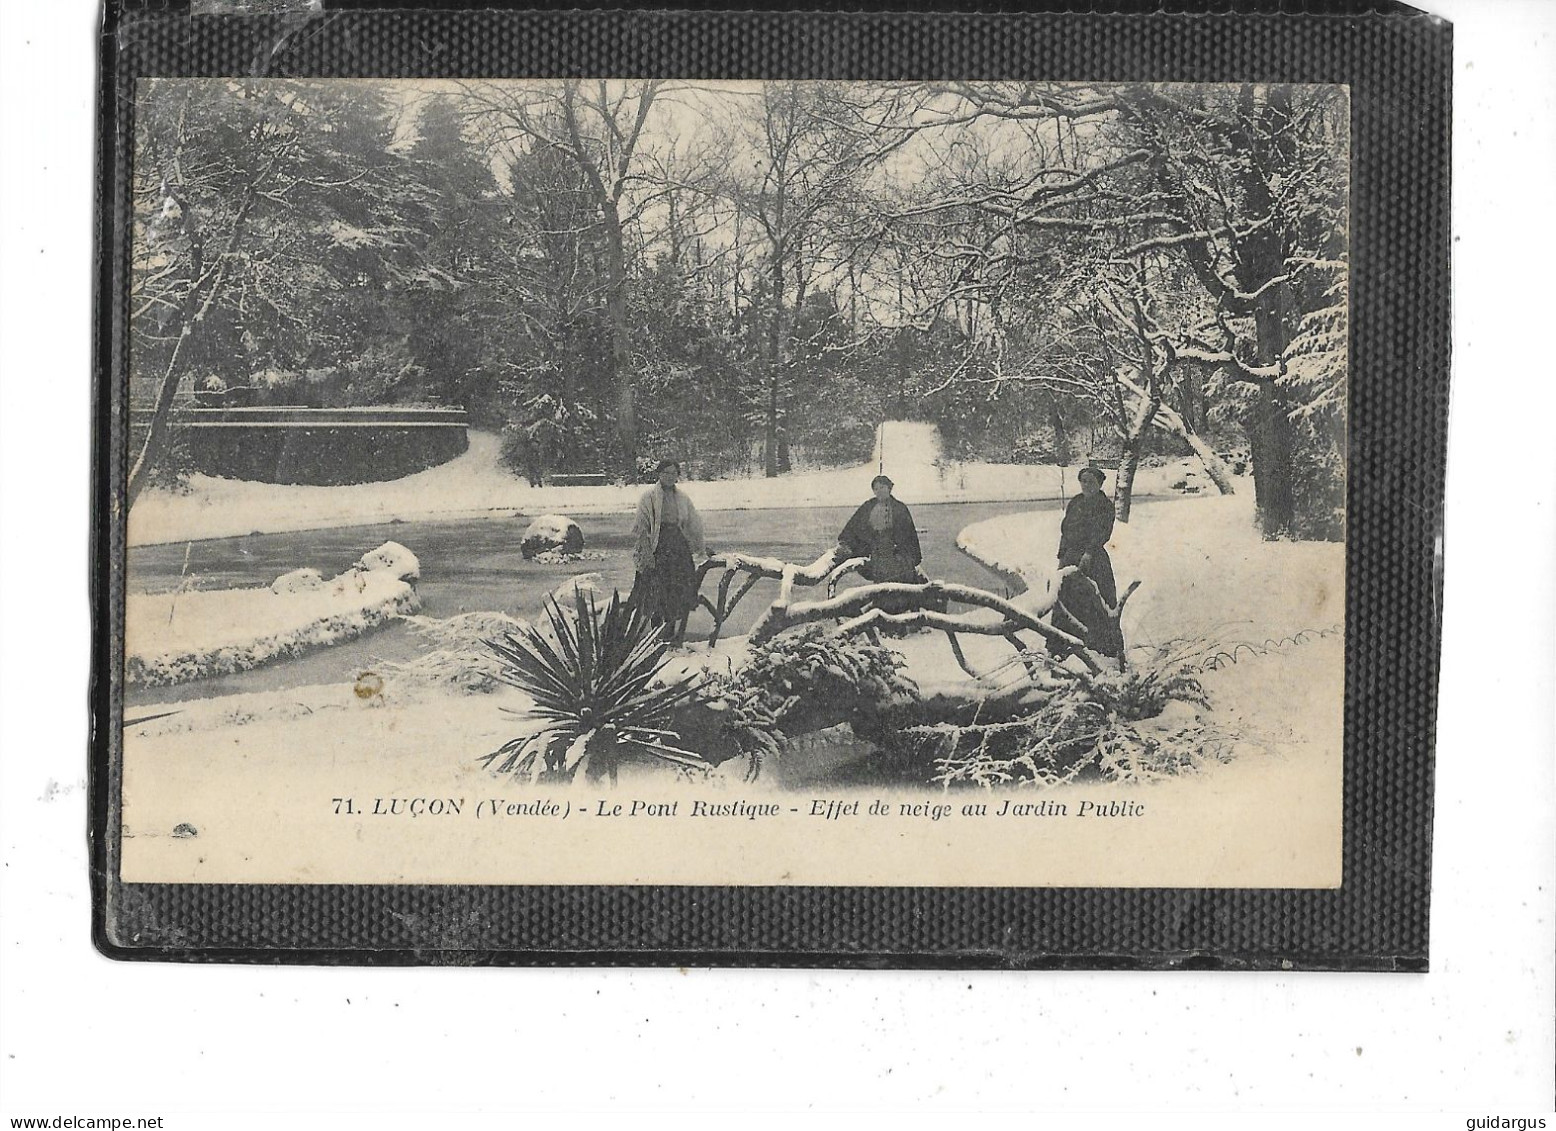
[271,567,325,595]
[672,675,787,782]
[1081,665,1208,722]
[1287,428,1346,542]
[733,626,917,736]
[384,611,531,694]
[888,657,1221,789]
[356,541,420,583]
[1284,276,1348,541]
[480,591,709,784]
[335,342,427,407]
[498,422,540,482]
[499,394,605,482]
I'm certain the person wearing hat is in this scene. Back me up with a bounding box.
[838,474,922,586]
[1055,464,1122,657]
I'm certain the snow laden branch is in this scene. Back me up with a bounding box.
[691,546,868,646]
[747,571,1113,676]
[1114,371,1237,495]
[690,543,1142,679]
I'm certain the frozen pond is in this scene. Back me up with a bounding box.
[125,499,1067,705]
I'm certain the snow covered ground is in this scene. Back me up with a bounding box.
[119,631,1341,888]
[126,424,1216,547]
[120,477,1345,887]
[125,542,421,687]
[958,490,1344,647]
[118,417,1342,885]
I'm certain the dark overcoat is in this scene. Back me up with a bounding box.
[1057,490,1118,606]
[839,496,921,580]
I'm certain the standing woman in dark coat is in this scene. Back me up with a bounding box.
[1056,465,1122,656]
[1058,465,1118,605]
[838,475,922,584]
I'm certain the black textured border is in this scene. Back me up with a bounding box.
[91,1,1450,969]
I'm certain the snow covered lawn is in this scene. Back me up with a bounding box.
[118,634,1341,887]
[127,425,1214,547]
[958,491,1344,646]
[126,543,422,687]
[118,490,1345,887]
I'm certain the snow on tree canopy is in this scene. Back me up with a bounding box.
[355,541,420,583]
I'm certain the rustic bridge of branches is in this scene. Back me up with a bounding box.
[692,547,1140,678]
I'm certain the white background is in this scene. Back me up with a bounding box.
[1,0,1551,1125]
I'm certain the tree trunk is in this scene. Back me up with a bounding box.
[1049,401,1072,465]
[1177,367,1201,433]
[1244,86,1299,537]
[763,368,780,478]
[1250,288,1297,536]
[127,179,254,508]
[1246,377,1296,536]
[1115,386,1160,524]
[1115,439,1142,524]
[1118,373,1235,495]
[1168,413,1236,495]
[127,327,193,509]
[601,199,637,478]
[763,251,785,477]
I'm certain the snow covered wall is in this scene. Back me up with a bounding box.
[168,406,470,485]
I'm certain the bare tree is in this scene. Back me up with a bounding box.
[716,82,920,476]
[858,81,1347,535]
[463,80,667,477]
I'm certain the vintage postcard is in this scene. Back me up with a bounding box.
[114,75,1351,893]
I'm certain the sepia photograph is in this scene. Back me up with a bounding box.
[118,77,1350,889]
[25,0,1556,1122]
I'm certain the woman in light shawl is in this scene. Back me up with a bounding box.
[629,458,705,642]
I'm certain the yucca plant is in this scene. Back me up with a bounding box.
[480,590,710,784]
